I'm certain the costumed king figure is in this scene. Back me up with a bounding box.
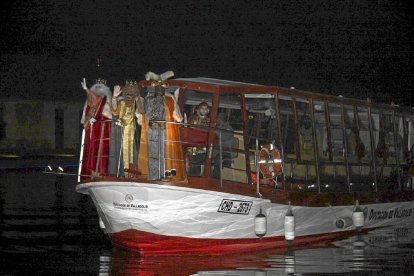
[137,71,186,181]
[109,81,145,176]
[80,78,112,179]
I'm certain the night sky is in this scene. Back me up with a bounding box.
[1,0,413,105]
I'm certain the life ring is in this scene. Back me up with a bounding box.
[259,144,282,179]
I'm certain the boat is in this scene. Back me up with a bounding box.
[75,72,414,255]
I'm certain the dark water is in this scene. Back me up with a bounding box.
[1,171,414,275]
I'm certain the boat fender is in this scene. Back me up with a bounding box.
[284,205,295,241]
[99,216,106,230]
[255,209,267,237]
[352,200,364,229]
[335,217,353,229]
[352,235,366,248]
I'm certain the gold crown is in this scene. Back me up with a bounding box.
[150,80,168,89]
[95,78,107,85]
[125,80,137,86]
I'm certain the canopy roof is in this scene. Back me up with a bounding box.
[175,77,265,87]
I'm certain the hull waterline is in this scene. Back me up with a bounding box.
[77,181,414,255]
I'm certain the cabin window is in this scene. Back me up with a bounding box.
[343,105,357,163]
[375,111,397,188]
[279,96,297,183]
[294,98,317,188]
[375,112,396,163]
[410,118,414,154]
[296,98,314,162]
[356,107,372,164]
[279,96,318,189]
[181,89,214,177]
[210,93,246,183]
[328,103,345,162]
[314,101,345,191]
[405,116,414,190]
[394,112,405,184]
[396,114,409,165]
[393,112,405,166]
[0,104,6,140]
[245,94,281,187]
[343,106,369,191]
[313,101,328,161]
[324,103,348,190]
[346,106,375,191]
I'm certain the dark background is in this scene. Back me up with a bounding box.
[1,0,413,104]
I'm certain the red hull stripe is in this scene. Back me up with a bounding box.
[110,229,361,256]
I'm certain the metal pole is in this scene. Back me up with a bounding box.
[117,128,124,178]
[256,138,261,197]
[219,131,223,189]
[78,129,85,183]
[392,110,401,190]
[274,92,286,189]
[310,98,321,193]
[158,125,161,180]
[340,103,350,192]
[367,99,378,192]
[96,121,105,174]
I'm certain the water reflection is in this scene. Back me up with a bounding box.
[0,172,111,274]
[1,171,414,275]
[103,224,414,275]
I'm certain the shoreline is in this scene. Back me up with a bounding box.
[0,154,79,173]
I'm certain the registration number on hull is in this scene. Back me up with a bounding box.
[218,199,253,215]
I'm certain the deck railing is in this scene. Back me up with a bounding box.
[78,117,413,194]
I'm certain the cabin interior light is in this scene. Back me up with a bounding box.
[58,166,64,173]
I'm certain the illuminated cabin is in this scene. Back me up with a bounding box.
[80,77,414,204]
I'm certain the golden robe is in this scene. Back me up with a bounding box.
[112,100,137,170]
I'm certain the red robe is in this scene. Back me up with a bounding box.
[80,93,111,180]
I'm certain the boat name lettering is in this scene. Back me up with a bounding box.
[218,199,253,215]
[113,202,148,210]
[368,208,412,221]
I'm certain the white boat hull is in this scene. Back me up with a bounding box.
[76,181,414,254]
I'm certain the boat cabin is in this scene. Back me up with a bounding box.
[79,77,414,203]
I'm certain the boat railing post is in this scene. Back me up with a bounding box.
[392,110,402,190]
[274,92,286,190]
[162,123,166,179]
[117,128,124,178]
[78,129,85,183]
[310,98,321,193]
[158,124,162,180]
[340,103,351,192]
[96,121,105,174]
[367,99,377,192]
[219,131,223,189]
[256,138,261,197]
